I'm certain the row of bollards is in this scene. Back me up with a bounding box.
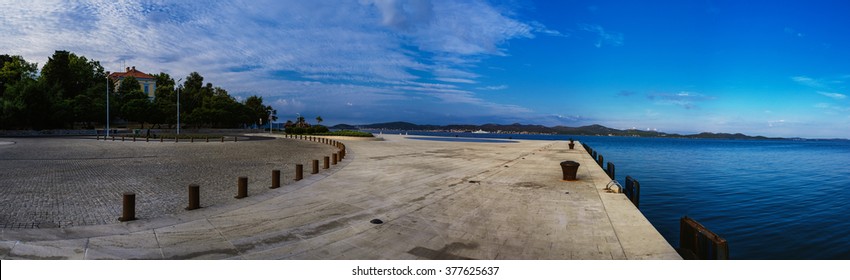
[97,135,235,142]
[118,135,349,222]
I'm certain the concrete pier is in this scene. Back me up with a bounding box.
[0,134,678,260]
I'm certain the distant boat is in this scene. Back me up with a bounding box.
[472,129,489,134]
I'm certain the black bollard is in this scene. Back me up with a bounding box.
[235,177,248,199]
[332,153,338,165]
[560,161,580,181]
[312,159,319,174]
[271,170,280,189]
[295,164,303,181]
[119,192,136,221]
[186,184,200,210]
[597,154,604,167]
[323,156,330,169]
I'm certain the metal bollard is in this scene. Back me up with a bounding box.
[312,159,319,174]
[295,164,303,181]
[560,161,580,181]
[235,177,248,199]
[186,184,200,210]
[323,156,330,169]
[332,153,338,165]
[119,192,136,221]
[271,170,280,189]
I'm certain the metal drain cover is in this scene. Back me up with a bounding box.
[370,219,384,224]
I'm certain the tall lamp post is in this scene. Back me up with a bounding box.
[105,72,110,137]
[176,78,182,135]
[268,110,274,135]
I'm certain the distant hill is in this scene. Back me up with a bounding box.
[331,121,781,140]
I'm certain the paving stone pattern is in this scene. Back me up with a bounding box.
[0,137,337,228]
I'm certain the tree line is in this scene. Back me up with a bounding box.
[1,51,275,130]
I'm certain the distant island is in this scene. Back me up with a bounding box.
[331,121,784,140]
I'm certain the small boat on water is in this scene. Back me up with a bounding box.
[472,129,489,134]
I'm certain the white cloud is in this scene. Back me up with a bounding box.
[578,23,623,48]
[477,85,508,90]
[818,91,847,100]
[647,91,714,109]
[791,76,825,88]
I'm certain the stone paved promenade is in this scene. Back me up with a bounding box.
[0,134,680,260]
[0,136,338,228]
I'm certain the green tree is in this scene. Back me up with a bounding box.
[244,95,273,126]
[1,55,38,97]
[316,116,323,124]
[40,50,105,100]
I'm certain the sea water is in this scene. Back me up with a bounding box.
[391,131,850,259]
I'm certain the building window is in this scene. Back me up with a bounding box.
[144,84,149,94]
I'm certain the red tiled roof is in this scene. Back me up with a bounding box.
[108,66,155,80]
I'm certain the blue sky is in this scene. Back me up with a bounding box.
[2,0,849,138]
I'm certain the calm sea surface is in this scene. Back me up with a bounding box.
[386,131,850,259]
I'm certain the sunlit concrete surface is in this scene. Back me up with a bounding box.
[0,134,679,259]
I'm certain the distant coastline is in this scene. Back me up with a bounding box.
[331,121,844,141]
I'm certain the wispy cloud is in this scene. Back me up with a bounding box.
[791,76,825,88]
[784,27,804,37]
[578,23,623,48]
[618,90,637,96]
[647,91,714,109]
[818,91,847,100]
[477,85,508,90]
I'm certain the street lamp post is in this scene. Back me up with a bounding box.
[105,73,110,138]
[176,78,182,135]
[268,110,274,135]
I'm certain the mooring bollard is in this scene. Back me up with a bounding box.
[271,169,280,189]
[187,184,200,210]
[312,159,319,174]
[235,177,248,199]
[332,153,338,165]
[119,192,136,222]
[323,156,330,169]
[560,161,580,181]
[295,164,303,181]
